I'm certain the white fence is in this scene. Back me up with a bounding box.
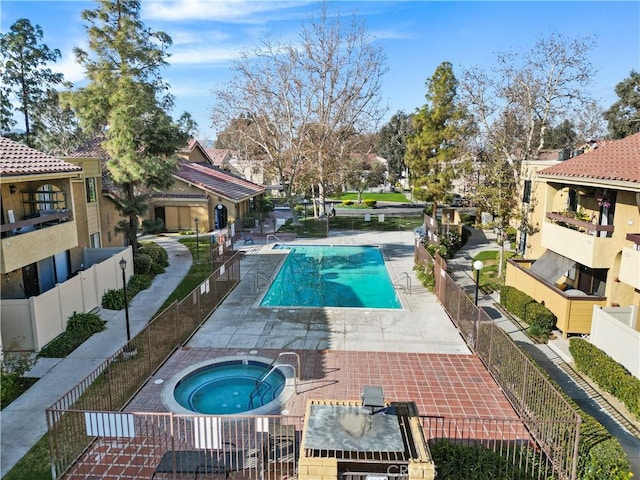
[1,247,132,352]
[590,305,640,378]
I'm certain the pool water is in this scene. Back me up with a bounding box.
[260,245,401,309]
[173,360,286,415]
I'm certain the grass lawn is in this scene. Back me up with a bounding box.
[337,192,410,203]
[156,237,215,313]
[3,436,51,480]
[277,215,424,237]
[472,249,516,294]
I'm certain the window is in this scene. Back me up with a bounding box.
[86,178,97,203]
[522,180,531,203]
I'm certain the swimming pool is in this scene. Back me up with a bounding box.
[161,357,295,415]
[260,245,401,309]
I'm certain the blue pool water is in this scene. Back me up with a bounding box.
[260,245,401,309]
[173,360,286,415]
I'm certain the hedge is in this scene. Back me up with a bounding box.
[569,338,640,420]
[499,285,556,335]
[38,312,105,358]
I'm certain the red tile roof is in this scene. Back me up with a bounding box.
[174,162,264,201]
[66,135,110,159]
[538,133,640,183]
[1,136,82,176]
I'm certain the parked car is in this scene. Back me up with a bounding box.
[451,194,465,207]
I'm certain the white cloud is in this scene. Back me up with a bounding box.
[170,29,230,46]
[144,0,309,23]
[171,45,242,65]
[57,48,86,85]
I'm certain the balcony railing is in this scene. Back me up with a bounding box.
[505,260,606,338]
[0,209,73,236]
[542,215,615,269]
[626,233,640,246]
[546,212,614,236]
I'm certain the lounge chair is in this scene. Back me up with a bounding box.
[241,230,254,244]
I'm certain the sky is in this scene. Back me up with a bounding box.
[2,0,639,142]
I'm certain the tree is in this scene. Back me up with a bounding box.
[377,111,413,184]
[604,70,640,139]
[405,62,471,216]
[458,34,597,253]
[212,3,387,221]
[0,18,65,147]
[459,34,596,175]
[67,0,193,255]
[544,119,577,149]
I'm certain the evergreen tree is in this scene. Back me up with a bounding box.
[377,111,412,184]
[405,62,471,215]
[604,71,640,139]
[0,18,64,146]
[67,0,194,254]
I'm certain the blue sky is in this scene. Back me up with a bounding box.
[2,1,639,141]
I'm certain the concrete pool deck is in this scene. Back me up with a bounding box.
[189,230,470,354]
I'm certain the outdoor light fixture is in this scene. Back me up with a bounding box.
[9,184,16,194]
[119,258,131,342]
[473,260,484,306]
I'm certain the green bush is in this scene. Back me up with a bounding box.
[128,274,152,296]
[413,262,435,291]
[38,312,105,358]
[134,253,153,275]
[101,288,125,310]
[499,285,556,336]
[569,338,640,420]
[141,218,165,234]
[341,200,354,206]
[363,199,377,207]
[430,440,543,479]
[138,242,169,268]
[1,346,36,408]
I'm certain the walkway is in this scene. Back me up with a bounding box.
[446,226,640,476]
[0,235,192,478]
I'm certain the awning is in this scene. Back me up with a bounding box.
[529,250,576,284]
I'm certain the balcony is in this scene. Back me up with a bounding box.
[618,233,640,290]
[505,259,606,338]
[542,213,615,269]
[0,212,77,273]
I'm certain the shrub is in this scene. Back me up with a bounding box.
[38,312,105,358]
[134,253,153,275]
[342,200,354,206]
[138,243,169,268]
[128,274,153,296]
[363,199,377,208]
[141,218,165,234]
[413,262,435,291]
[499,285,556,337]
[101,288,125,310]
[1,345,36,408]
[294,204,304,214]
[430,440,543,479]
[569,338,640,420]
[66,312,105,336]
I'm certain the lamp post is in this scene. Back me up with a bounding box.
[119,258,131,342]
[303,199,307,222]
[195,218,199,262]
[473,260,484,306]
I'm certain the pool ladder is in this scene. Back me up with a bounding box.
[254,270,274,292]
[393,271,412,294]
[248,352,300,409]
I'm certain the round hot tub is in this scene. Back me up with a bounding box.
[161,356,295,415]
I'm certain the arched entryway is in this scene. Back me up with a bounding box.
[215,204,228,229]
